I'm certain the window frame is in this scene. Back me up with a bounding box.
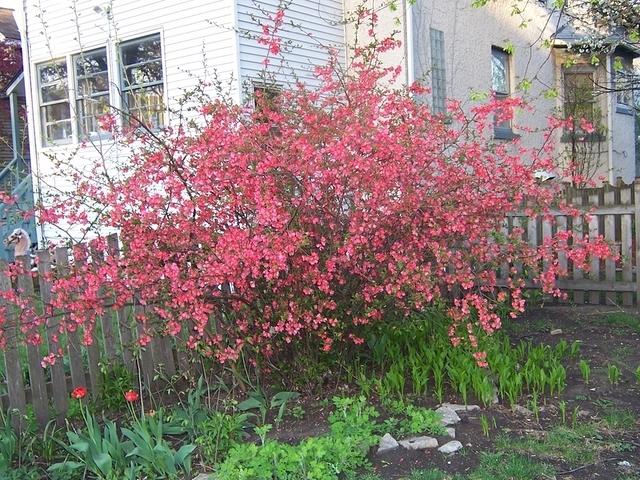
[561,68,605,142]
[430,28,446,114]
[73,47,112,140]
[491,46,515,140]
[118,33,166,130]
[37,59,73,147]
[612,55,635,115]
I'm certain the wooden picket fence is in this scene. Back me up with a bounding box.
[497,181,639,306]
[0,182,639,429]
[0,234,189,430]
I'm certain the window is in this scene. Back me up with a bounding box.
[38,60,71,145]
[564,71,597,126]
[120,34,165,129]
[491,46,513,138]
[613,55,634,113]
[74,48,111,139]
[430,28,446,114]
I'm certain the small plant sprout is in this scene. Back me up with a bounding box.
[607,364,621,385]
[558,400,567,425]
[579,359,591,384]
[571,406,580,427]
[635,365,640,385]
[529,391,540,423]
[255,424,272,446]
[569,340,581,358]
[480,414,490,438]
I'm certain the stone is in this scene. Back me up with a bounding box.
[512,405,533,416]
[618,460,632,468]
[193,475,212,480]
[445,427,456,438]
[377,433,400,454]
[550,328,563,335]
[398,436,439,450]
[438,440,463,454]
[436,406,461,426]
[440,403,481,412]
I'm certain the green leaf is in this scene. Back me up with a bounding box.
[238,397,264,411]
[93,452,112,476]
[175,444,196,465]
[270,391,299,408]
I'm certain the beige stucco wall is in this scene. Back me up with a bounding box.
[343,0,637,184]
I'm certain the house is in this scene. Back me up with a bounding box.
[345,0,638,185]
[16,0,345,244]
[15,0,639,246]
[0,8,34,260]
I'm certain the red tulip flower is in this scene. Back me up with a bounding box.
[124,390,139,402]
[70,386,87,399]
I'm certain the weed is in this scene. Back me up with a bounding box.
[596,312,640,332]
[237,389,299,425]
[469,452,554,480]
[495,423,614,466]
[598,405,635,432]
[98,362,134,411]
[635,365,640,384]
[195,411,252,464]
[401,406,446,436]
[216,396,380,480]
[407,469,449,480]
[291,405,305,420]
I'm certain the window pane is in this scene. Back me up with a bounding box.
[41,83,68,103]
[39,62,67,85]
[564,73,595,117]
[121,35,162,67]
[77,95,111,138]
[430,29,446,113]
[77,74,109,97]
[125,87,165,129]
[42,103,71,123]
[43,120,72,142]
[124,60,163,87]
[491,49,509,94]
[75,49,108,78]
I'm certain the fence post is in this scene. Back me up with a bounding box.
[635,180,640,306]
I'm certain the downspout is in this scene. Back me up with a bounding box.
[19,0,45,244]
[405,0,414,86]
[8,89,19,158]
[606,54,615,185]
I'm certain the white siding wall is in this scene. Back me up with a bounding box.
[21,0,238,243]
[236,0,344,96]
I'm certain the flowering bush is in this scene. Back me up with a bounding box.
[0,17,611,366]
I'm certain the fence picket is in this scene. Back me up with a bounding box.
[73,245,101,399]
[37,251,68,421]
[0,261,26,431]
[620,187,633,306]
[53,247,85,390]
[16,256,48,428]
[635,181,640,306]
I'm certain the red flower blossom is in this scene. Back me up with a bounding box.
[70,386,87,399]
[124,390,139,402]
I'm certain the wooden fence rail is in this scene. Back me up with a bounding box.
[0,182,639,428]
